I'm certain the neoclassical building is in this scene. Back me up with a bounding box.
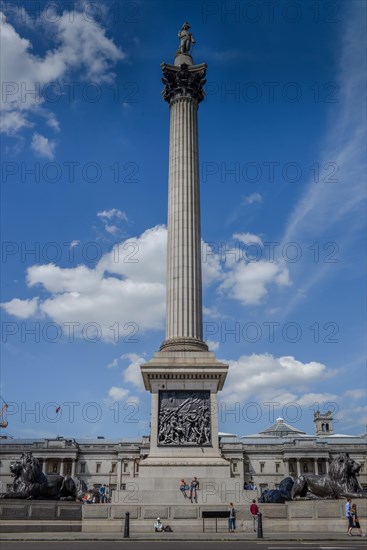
[1,412,366,497]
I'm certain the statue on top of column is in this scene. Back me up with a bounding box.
[178,22,196,55]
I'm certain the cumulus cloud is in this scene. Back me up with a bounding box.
[1,297,38,318]
[1,6,124,153]
[1,226,167,340]
[121,353,146,391]
[2,225,293,335]
[207,340,220,351]
[97,210,128,236]
[31,132,56,160]
[219,260,290,305]
[203,232,290,304]
[97,209,128,221]
[221,353,336,405]
[108,386,130,401]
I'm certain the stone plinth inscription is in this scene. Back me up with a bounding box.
[158,390,211,446]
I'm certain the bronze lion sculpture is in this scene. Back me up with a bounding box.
[291,453,366,499]
[0,452,87,501]
[259,476,294,503]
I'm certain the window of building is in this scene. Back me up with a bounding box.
[80,462,86,474]
[319,463,324,474]
[123,462,128,473]
[260,462,265,473]
[52,462,58,473]
[96,462,101,473]
[111,462,117,473]
[244,462,250,473]
[275,462,280,473]
[65,462,72,475]
[360,463,364,473]
[303,464,308,473]
[233,462,237,472]
[121,483,126,490]
[289,462,295,473]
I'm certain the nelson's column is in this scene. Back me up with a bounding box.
[134,24,232,503]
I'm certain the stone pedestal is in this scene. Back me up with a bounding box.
[140,350,230,482]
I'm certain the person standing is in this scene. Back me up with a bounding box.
[189,477,200,503]
[99,484,106,503]
[250,499,259,532]
[346,498,353,536]
[228,502,237,532]
[351,503,365,537]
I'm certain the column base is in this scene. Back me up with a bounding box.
[160,337,208,352]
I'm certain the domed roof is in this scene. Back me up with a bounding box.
[259,417,306,437]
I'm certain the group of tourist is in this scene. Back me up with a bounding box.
[82,484,110,504]
[243,479,257,490]
[345,498,365,537]
[179,477,200,503]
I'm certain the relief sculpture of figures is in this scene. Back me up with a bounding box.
[158,391,211,446]
[178,22,196,54]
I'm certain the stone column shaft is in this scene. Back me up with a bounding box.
[166,97,202,341]
[160,61,208,352]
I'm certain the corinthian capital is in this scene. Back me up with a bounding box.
[162,62,207,104]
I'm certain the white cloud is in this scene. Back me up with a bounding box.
[201,242,223,285]
[2,224,293,335]
[31,132,56,160]
[233,232,263,247]
[1,7,124,153]
[2,226,167,341]
[1,297,38,318]
[97,209,128,221]
[219,260,290,305]
[296,393,338,407]
[221,353,335,405]
[207,340,219,351]
[107,358,119,369]
[108,386,130,401]
[242,192,262,205]
[121,353,146,391]
[344,389,366,401]
[105,224,119,235]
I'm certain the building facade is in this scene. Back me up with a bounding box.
[1,414,366,497]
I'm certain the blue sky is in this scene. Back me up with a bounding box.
[1,0,366,440]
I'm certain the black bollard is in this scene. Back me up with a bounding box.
[123,511,130,538]
[257,512,263,538]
